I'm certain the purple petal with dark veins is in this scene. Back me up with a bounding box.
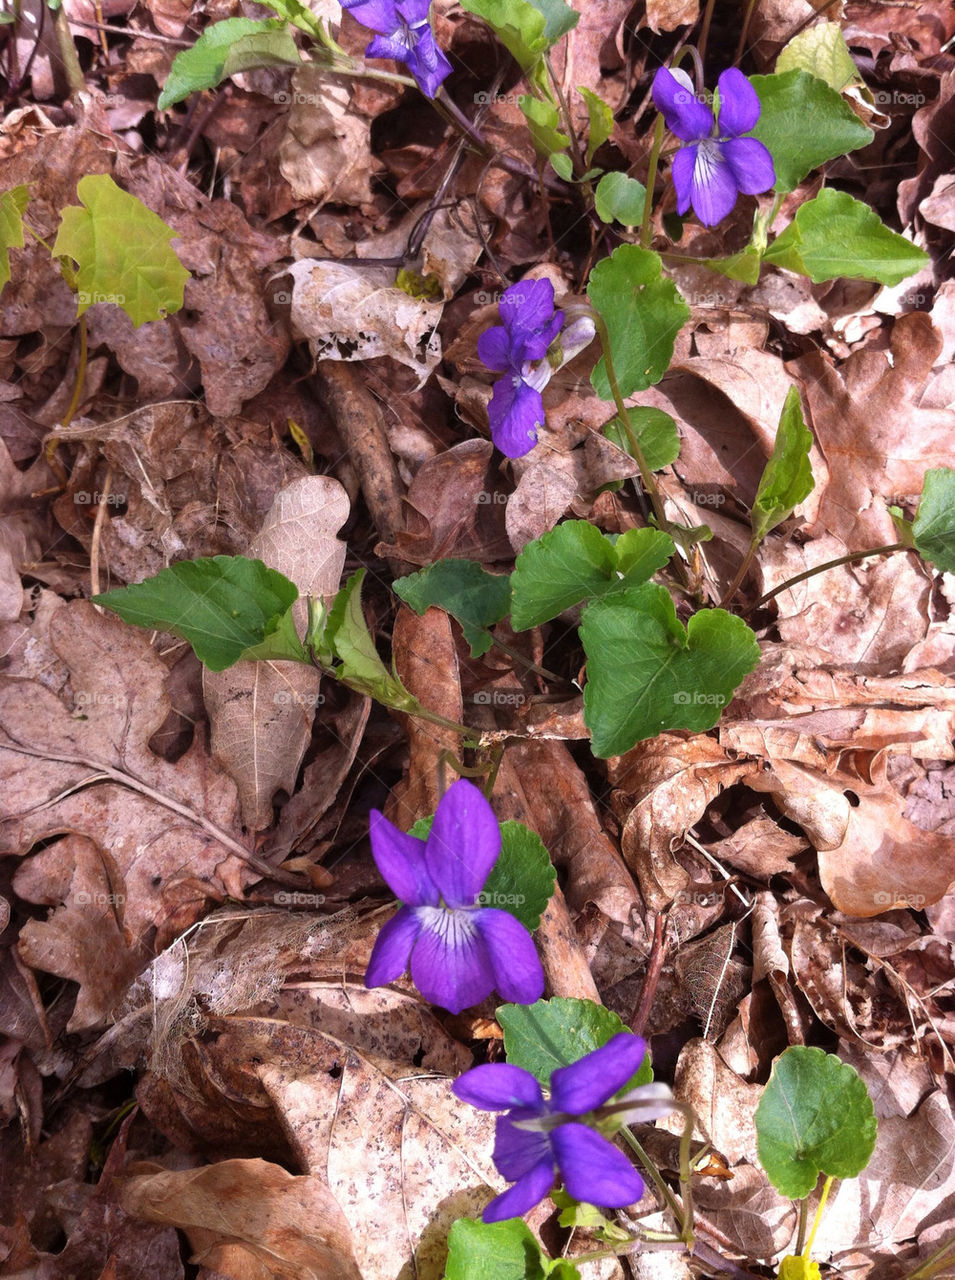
[477,325,514,373]
[409,906,494,1012]
[492,1112,554,1181]
[340,0,398,33]
[689,139,739,226]
[488,376,544,458]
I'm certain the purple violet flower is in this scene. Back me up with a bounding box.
[477,279,565,459]
[341,0,452,99]
[453,1033,649,1222]
[652,66,775,227]
[364,778,544,1014]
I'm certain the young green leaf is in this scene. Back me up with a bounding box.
[912,467,955,573]
[602,405,681,472]
[550,152,574,180]
[509,521,674,631]
[751,386,814,542]
[776,21,862,93]
[519,95,571,157]
[594,172,646,226]
[52,175,190,327]
[446,1218,580,1280]
[460,0,576,73]
[0,185,28,291]
[324,569,417,708]
[580,584,761,756]
[552,1192,631,1241]
[93,556,306,671]
[393,560,511,657]
[578,86,614,164]
[588,246,689,400]
[498,996,652,1091]
[408,817,556,931]
[749,70,873,193]
[763,188,930,285]
[701,246,762,286]
[157,18,298,108]
[755,1046,877,1199]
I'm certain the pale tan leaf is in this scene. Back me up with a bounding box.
[203,477,349,830]
[118,1158,363,1280]
[279,67,381,208]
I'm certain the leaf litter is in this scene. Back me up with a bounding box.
[0,0,953,1277]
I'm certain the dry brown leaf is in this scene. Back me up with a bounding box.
[203,477,349,830]
[644,0,699,31]
[118,1159,363,1280]
[288,258,442,386]
[608,735,757,909]
[749,756,955,916]
[1,602,252,950]
[279,67,381,208]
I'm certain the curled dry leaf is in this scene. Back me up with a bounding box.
[287,258,443,386]
[203,476,350,830]
[608,735,757,910]
[279,67,381,208]
[118,1158,363,1280]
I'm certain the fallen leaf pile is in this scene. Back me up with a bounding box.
[1,0,954,1276]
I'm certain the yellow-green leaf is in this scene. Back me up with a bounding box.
[0,185,28,291]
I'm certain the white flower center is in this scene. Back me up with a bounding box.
[694,138,723,187]
[417,905,478,947]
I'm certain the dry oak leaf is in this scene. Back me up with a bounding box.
[748,756,955,917]
[118,1158,362,1280]
[142,1014,500,1280]
[789,312,955,547]
[16,834,144,1032]
[203,476,349,830]
[608,735,758,910]
[0,601,252,949]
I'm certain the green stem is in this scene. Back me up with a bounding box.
[749,543,908,613]
[794,1197,810,1255]
[619,1127,686,1230]
[640,114,666,248]
[62,314,88,430]
[676,1102,695,1245]
[587,308,668,532]
[544,52,587,178]
[53,3,86,95]
[719,533,759,608]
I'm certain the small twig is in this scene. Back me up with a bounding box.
[631,911,667,1036]
[89,467,112,601]
[748,542,908,613]
[62,16,192,45]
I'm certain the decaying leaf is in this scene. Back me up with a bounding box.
[203,476,349,830]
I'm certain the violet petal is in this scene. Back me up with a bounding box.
[482,1157,556,1223]
[425,778,500,908]
[409,907,494,1012]
[721,136,775,195]
[552,1123,645,1208]
[474,909,544,1006]
[369,809,438,907]
[364,905,423,988]
[716,66,761,137]
[652,67,714,142]
[550,1033,648,1114]
[452,1064,544,1112]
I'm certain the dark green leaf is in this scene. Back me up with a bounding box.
[751,386,814,542]
[602,405,681,472]
[393,560,511,657]
[325,569,417,707]
[580,584,760,756]
[498,996,652,1090]
[158,18,293,109]
[93,556,305,671]
[913,467,955,573]
[594,172,646,226]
